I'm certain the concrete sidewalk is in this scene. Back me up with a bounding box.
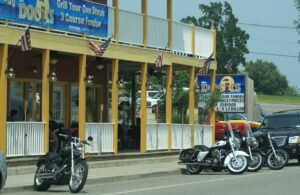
[3,154,181,192]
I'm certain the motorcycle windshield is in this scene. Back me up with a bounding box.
[227,123,234,138]
[245,123,253,138]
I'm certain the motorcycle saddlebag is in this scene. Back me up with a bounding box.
[179,148,195,162]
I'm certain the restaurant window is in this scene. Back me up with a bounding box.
[8,80,41,121]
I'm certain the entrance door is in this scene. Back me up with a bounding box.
[52,85,65,125]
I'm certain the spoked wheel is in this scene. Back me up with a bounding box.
[186,164,202,175]
[248,152,264,172]
[69,160,88,193]
[267,149,288,170]
[227,155,248,174]
[34,162,51,191]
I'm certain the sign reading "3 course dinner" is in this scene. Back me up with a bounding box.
[0,0,108,37]
[197,75,245,113]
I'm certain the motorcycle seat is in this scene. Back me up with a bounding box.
[45,152,59,162]
[193,145,209,152]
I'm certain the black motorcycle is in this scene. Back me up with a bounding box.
[178,123,249,174]
[254,129,288,170]
[240,123,264,172]
[34,134,93,193]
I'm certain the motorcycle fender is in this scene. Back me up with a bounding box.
[37,159,46,167]
[224,151,249,167]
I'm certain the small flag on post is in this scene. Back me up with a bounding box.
[20,27,31,52]
[89,37,112,57]
[155,52,164,67]
[225,59,233,73]
[197,53,213,74]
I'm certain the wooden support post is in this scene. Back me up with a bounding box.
[41,49,50,153]
[78,54,86,141]
[140,62,147,153]
[166,65,173,150]
[189,67,195,146]
[111,59,119,154]
[0,44,8,154]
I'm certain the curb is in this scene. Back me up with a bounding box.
[8,155,179,176]
[2,169,181,193]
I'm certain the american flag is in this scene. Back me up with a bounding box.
[155,52,164,67]
[20,27,31,52]
[225,59,233,73]
[198,53,213,74]
[89,37,112,56]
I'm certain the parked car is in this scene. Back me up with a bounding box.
[0,150,7,191]
[203,112,261,140]
[254,109,300,164]
[136,90,159,109]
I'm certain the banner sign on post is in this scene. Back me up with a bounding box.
[197,74,245,113]
[0,0,108,37]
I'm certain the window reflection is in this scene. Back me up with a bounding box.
[8,80,41,121]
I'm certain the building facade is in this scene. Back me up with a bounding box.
[0,0,216,157]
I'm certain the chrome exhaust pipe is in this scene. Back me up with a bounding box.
[178,162,199,165]
[36,165,67,180]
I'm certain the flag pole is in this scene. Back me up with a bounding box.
[7,20,35,61]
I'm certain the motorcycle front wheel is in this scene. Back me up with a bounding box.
[227,155,248,174]
[248,152,264,172]
[34,162,51,191]
[186,164,202,175]
[266,149,288,170]
[69,160,88,193]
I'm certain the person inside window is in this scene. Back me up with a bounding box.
[7,110,18,121]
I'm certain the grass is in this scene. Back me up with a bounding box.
[257,94,300,104]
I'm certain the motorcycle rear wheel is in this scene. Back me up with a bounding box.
[69,160,88,193]
[186,164,202,175]
[34,162,51,191]
[227,155,248,174]
[248,152,264,172]
[266,149,288,170]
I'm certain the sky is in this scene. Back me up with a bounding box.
[107,0,300,88]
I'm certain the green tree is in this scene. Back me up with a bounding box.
[245,60,289,95]
[295,0,300,33]
[181,2,249,73]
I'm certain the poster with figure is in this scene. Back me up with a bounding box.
[197,74,245,113]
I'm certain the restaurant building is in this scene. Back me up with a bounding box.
[0,0,216,157]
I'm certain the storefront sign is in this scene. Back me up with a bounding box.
[197,75,245,112]
[0,0,108,37]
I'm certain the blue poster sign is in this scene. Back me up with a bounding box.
[0,0,108,37]
[197,74,246,112]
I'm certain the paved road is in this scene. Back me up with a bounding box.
[3,163,300,195]
[259,102,300,115]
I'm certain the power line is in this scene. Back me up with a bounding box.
[238,22,296,30]
[249,51,298,58]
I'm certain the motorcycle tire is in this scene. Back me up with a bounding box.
[34,162,51,191]
[69,160,88,193]
[266,149,288,170]
[227,155,248,174]
[248,152,264,172]
[186,164,202,175]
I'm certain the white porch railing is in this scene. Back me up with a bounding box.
[119,9,143,45]
[194,124,213,147]
[195,27,214,58]
[147,16,168,49]
[146,123,168,151]
[172,21,193,55]
[171,124,192,150]
[85,123,114,154]
[6,122,45,157]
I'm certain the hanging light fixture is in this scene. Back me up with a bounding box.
[5,67,15,79]
[85,74,94,85]
[48,69,57,82]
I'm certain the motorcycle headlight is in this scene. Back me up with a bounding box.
[289,136,300,144]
